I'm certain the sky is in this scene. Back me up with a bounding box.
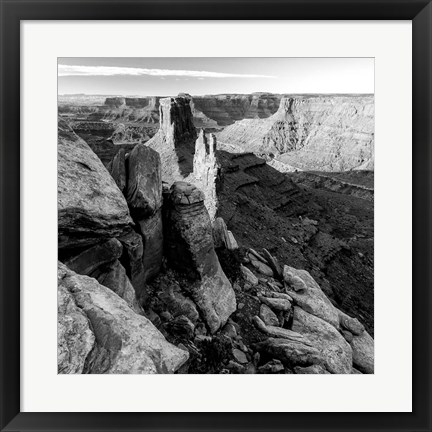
[58,58,374,96]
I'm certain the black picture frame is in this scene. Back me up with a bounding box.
[1,0,430,431]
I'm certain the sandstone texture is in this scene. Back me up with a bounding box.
[217,95,374,172]
[58,122,133,249]
[292,307,353,374]
[90,259,143,315]
[283,265,340,328]
[125,144,164,284]
[58,262,188,374]
[165,182,236,333]
[58,283,95,374]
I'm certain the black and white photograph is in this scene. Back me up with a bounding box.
[57,57,374,375]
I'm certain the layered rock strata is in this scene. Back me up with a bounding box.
[217,95,374,172]
[192,93,283,126]
[146,96,197,184]
[164,181,236,333]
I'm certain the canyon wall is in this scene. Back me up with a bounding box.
[217,95,374,172]
[192,93,282,126]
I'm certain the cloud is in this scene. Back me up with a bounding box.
[58,64,276,79]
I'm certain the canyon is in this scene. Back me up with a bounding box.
[58,92,374,374]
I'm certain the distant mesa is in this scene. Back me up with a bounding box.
[217,95,374,172]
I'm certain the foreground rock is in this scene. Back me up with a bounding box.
[64,238,123,276]
[58,262,188,374]
[58,283,95,374]
[254,337,322,369]
[350,330,374,374]
[283,265,339,328]
[58,121,133,249]
[165,182,236,333]
[90,259,143,315]
[292,307,352,374]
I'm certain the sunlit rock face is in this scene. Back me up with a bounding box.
[146,96,198,185]
[57,120,133,249]
[192,93,283,126]
[217,95,374,172]
[190,130,221,220]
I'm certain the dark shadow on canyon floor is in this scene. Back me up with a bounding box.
[216,151,374,336]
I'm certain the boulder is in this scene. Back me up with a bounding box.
[258,359,285,374]
[283,270,307,292]
[350,330,374,374]
[165,182,236,333]
[250,259,274,277]
[90,259,143,315]
[232,348,248,364]
[63,238,123,276]
[292,307,352,374]
[253,316,306,341]
[58,284,95,374]
[58,262,188,374]
[125,144,162,219]
[258,296,291,312]
[294,365,330,374]
[58,125,132,249]
[240,265,258,286]
[259,304,279,326]
[253,337,322,369]
[338,310,365,336]
[283,265,339,328]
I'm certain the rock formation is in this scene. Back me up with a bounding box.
[164,182,236,333]
[58,121,133,249]
[189,130,221,220]
[108,148,127,193]
[146,96,198,184]
[246,253,373,374]
[192,93,283,126]
[57,90,374,375]
[125,144,164,286]
[58,262,188,374]
[217,95,374,172]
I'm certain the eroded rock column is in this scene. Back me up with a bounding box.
[164,181,236,333]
